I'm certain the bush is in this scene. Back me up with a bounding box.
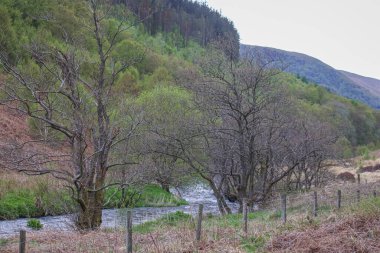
[336,172,356,183]
[27,218,43,230]
[356,146,370,160]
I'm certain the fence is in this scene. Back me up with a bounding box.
[13,179,380,252]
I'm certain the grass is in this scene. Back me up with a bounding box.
[241,235,267,253]
[2,189,380,252]
[27,218,43,230]
[268,197,380,252]
[0,172,187,220]
[0,238,9,247]
[133,211,193,233]
[104,184,188,209]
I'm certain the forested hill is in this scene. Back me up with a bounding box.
[112,0,239,53]
[240,44,380,109]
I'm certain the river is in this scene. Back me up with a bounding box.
[0,184,237,238]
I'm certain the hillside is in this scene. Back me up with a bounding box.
[240,44,380,109]
[340,70,380,97]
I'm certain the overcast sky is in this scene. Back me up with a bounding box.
[204,0,380,79]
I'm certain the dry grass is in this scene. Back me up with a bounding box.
[0,170,64,197]
[267,214,380,253]
[0,225,245,253]
[330,150,380,183]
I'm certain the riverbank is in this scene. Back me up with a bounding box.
[0,172,187,220]
[0,184,224,237]
[2,191,380,252]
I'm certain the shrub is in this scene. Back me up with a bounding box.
[336,172,356,182]
[358,164,380,173]
[27,218,43,230]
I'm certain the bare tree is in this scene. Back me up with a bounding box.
[181,40,337,212]
[0,0,143,229]
[284,116,337,191]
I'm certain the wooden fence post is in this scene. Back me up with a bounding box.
[281,194,287,224]
[337,190,341,209]
[242,198,248,236]
[357,189,361,203]
[313,191,318,217]
[196,204,204,242]
[126,210,132,253]
[19,230,26,253]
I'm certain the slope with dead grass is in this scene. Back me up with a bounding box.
[267,198,380,253]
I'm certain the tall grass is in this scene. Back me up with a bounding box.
[0,172,187,220]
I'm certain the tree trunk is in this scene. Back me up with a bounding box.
[159,182,171,193]
[76,187,105,230]
[208,180,231,215]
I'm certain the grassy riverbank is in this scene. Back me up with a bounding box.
[2,191,380,252]
[0,172,187,220]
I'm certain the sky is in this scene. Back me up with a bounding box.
[204,0,380,79]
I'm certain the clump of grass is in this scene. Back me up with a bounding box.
[0,238,9,247]
[133,211,192,233]
[135,185,188,207]
[346,195,380,216]
[241,235,267,252]
[104,184,188,209]
[27,218,43,230]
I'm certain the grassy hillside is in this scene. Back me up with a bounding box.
[241,44,380,109]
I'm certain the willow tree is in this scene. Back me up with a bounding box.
[0,0,143,229]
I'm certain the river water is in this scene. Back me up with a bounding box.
[0,184,237,238]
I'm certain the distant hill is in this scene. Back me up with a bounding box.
[340,70,380,98]
[240,45,380,109]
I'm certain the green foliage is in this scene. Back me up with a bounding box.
[0,181,186,220]
[0,179,76,220]
[105,184,187,209]
[123,0,240,53]
[135,185,188,207]
[27,218,43,230]
[336,137,353,158]
[0,190,40,219]
[356,145,370,159]
[280,72,380,154]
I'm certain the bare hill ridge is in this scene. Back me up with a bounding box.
[241,44,380,109]
[340,70,380,98]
